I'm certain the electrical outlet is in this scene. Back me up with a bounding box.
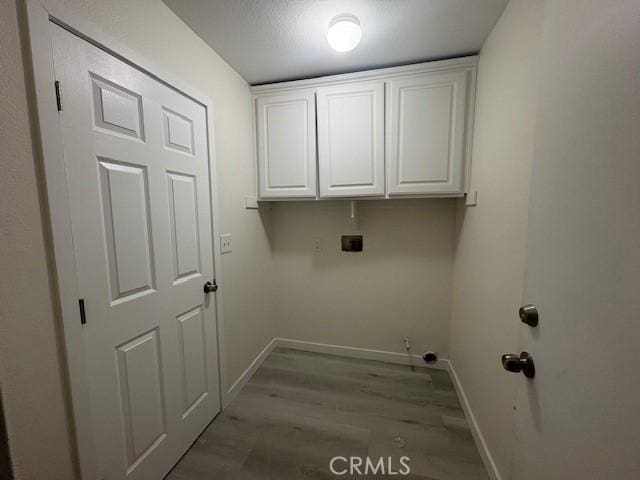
[220,234,232,254]
[312,237,322,253]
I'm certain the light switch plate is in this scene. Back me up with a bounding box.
[220,234,232,254]
[312,237,322,253]
[244,196,259,209]
[465,191,478,206]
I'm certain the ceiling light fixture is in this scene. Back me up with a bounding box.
[327,14,361,52]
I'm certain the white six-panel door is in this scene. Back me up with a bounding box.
[52,24,220,480]
[387,71,467,195]
[256,90,317,198]
[317,81,385,197]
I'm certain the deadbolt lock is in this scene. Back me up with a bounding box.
[519,304,538,327]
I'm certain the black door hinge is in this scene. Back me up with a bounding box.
[78,298,86,325]
[54,80,62,112]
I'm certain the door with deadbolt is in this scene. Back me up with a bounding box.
[507,1,640,478]
[51,23,220,479]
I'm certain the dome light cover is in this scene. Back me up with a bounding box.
[327,14,362,52]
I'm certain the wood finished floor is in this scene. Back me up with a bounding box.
[166,348,489,480]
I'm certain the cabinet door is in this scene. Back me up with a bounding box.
[317,81,385,197]
[387,71,468,195]
[256,90,317,198]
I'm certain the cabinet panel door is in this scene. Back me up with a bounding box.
[387,71,468,195]
[317,81,385,197]
[256,90,317,198]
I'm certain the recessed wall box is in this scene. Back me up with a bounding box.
[341,235,363,252]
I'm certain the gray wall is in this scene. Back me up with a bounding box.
[449,0,544,477]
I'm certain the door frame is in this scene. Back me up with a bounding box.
[24,1,228,477]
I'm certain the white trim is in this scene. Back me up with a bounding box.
[275,338,449,371]
[448,360,502,480]
[248,193,465,202]
[463,64,478,195]
[251,56,479,94]
[25,2,96,476]
[224,338,278,407]
[24,1,227,477]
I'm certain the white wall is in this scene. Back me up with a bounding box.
[0,2,77,478]
[512,0,640,477]
[272,200,455,357]
[449,0,544,478]
[1,1,275,477]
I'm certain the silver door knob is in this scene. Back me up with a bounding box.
[203,280,218,294]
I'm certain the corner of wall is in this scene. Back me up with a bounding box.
[448,0,544,478]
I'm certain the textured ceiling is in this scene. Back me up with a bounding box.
[163,0,508,85]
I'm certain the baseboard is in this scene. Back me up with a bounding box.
[223,337,278,407]
[276,338,449,371]
[448,360,502,480]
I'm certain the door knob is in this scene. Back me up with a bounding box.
[519,304,538,327]
[501,352,535,378]
[203,280,218,294]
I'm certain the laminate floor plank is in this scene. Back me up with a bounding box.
[166,348,489,480]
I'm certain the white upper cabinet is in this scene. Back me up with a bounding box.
[316,81,385,197]
[256,90,317,198]
[252,57,477,200]
[387,71,468,195]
